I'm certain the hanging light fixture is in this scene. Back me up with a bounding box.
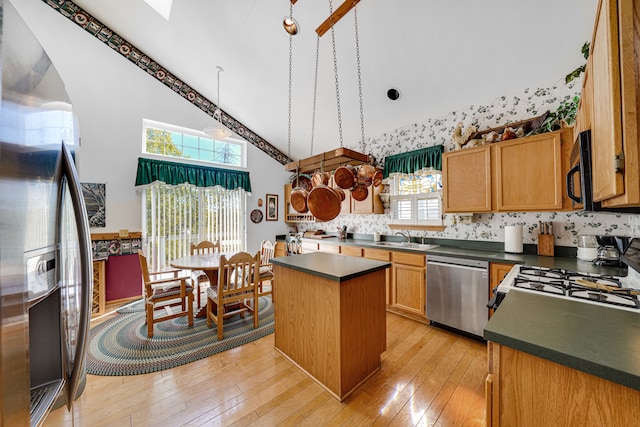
[204,65,232,140]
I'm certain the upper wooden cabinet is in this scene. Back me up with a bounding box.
[442,145,492,213]
[581,0,640,208]
[443,128,573,213]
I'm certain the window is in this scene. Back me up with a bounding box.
[143,119,245,168]
[142,182,246,271]
[388,169,443,226]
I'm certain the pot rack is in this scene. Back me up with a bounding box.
[284,147,371,174]
[285,0,370,176]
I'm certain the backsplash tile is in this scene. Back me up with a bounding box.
[298,79,638,246]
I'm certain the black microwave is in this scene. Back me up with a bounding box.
[566,130,640,213]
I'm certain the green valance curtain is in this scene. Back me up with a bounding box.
[135,157,252,192]
[382,145,444,178]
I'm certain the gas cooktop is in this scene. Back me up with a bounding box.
[494,264,640,312]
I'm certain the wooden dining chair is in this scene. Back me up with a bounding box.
[285,234,301,255]
[206,251,260,340]
[258,240,275,301]
[189,240,221,307]
[138,251,194,338]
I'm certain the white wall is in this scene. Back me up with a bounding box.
[13,0,290,253]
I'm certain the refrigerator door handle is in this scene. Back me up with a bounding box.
[60,142,93,411]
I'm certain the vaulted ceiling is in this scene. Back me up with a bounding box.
[65,0,598,164]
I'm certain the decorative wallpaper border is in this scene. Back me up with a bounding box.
[41,0,292,165]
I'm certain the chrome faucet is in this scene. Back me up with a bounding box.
[394,230,411,243]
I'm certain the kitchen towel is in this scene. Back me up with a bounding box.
[505,225,523,253]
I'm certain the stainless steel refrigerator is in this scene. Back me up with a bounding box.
[0,1,93,426]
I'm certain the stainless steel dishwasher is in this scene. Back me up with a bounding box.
[426,255,489,338]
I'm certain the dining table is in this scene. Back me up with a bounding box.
[170,252,236,317]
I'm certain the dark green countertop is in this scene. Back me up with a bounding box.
[484,290,640,391]
[271,252,390,282]
[295,236,627,277]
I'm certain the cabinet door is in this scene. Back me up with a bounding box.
[494,132,563,211]
[301,241,318,253]
[390,251,426,317]
[351,183,384,214]
[341,245,363,257]
[591,0,625,203]
[443,145,492,213]
[489,262,513,318]
[391,263,426,316]
[318,243,340,253]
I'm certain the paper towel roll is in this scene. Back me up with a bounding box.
[505,225,523,253]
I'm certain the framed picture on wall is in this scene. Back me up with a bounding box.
[266,194,278,221]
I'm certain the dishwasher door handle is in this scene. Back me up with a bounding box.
[427,261,488,273]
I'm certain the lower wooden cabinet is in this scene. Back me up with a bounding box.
[363,248,392,305]
[310,243,426,320]
[486,341,640,426]
[390,252,426,317]
[92,259,106,317]
[274,242,286,258]
[489,262,513,318]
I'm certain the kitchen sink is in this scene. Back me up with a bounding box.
[372,241,439,251]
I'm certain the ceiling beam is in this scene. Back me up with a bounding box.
[290,0,363,37]
[316,0,361,37]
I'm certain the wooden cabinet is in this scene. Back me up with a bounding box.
[390,251,426,318]
[351,182,384,214]
[300,241,319,253]
[274,241,286,258]
[363,248,392,305]
[92,259,106,317]
[340,245,363,257]
[313,243,426,320]
[284,179,383,222]
[443,128,573,213]
[486,341,640,426]
[581,0,640,208]
[443,145,492,212]
[489,262,513,318]
[494,132,564,211]
[318,242,340,253]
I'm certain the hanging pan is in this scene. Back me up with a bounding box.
[357,164,375,187]
[334,164,357,190]
[350,185,369,201]
[290,166,309,213]
[307,161,342,221]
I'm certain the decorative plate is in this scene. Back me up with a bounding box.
[250,209,263,223]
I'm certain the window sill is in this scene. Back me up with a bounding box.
[388,224,446,232]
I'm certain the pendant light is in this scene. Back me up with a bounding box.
[204,66,232,140]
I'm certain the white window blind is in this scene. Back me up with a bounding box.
[389,169,443,226]
[142,182,246,271]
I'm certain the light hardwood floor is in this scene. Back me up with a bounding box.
[44,307,487,426]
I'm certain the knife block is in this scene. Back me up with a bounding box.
[538,234,555,257]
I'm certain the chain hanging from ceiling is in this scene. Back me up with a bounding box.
[328,0,344,148]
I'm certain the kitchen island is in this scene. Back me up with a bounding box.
[271,252,390,401]
[484,290,640,426]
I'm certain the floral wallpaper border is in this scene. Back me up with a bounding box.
[297,78,640,248]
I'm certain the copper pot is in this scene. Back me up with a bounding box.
[290,186,309,213]
[296,174,313,191]
[307,185,341,221]
[357,164,375,188]
[350,185,369,201]
[311,171,330,187]
[334,187,346,201]
[372,168,383,187]
[333,165,357,190]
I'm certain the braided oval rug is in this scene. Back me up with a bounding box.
[86,296,274,376]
